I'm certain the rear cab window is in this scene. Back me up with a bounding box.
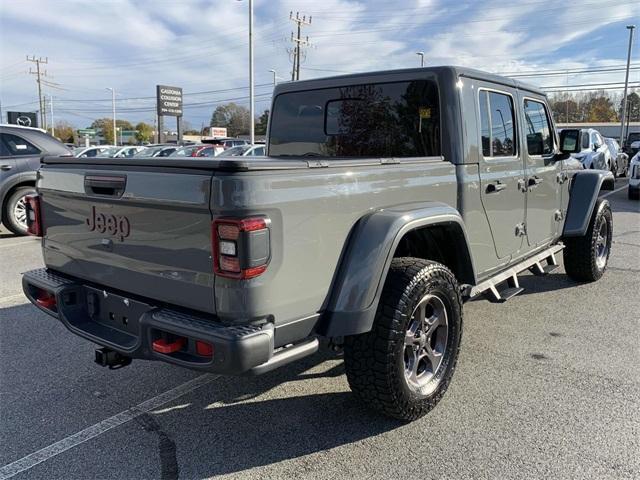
[269,80,441,158]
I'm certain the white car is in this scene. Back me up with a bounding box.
[628,152,640,200]
[97,146,147,158]
[217,144,266,157]
[73,146,113,158]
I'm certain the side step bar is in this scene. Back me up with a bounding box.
[467,244,564,303]
[247,338,320,376]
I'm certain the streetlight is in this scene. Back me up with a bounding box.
[105,87,116,146]
[269,69,277,87]
[237,0,254,145]
[620,24,635,146]
[416,51,425,67]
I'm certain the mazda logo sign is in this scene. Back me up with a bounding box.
[16,116,32,127]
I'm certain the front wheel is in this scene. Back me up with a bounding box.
[2,186,36,236]
[563,199,612,282]
[343,258,463,421]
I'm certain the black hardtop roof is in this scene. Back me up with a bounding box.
[273,65,545,97]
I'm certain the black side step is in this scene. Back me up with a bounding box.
[247,338,319,375]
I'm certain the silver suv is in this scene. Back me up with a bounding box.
[0,124,71,235]
[572,128,612,171]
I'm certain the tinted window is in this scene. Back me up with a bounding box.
[1,133,41,156]
[479,91,490,157]
[253,146,265,156]
[479,91,516,157]
[523,99,553,155]
[269,80,440,157]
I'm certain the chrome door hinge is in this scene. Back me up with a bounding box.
[515,223,527,237]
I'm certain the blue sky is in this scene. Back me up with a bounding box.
[0,0,638,129]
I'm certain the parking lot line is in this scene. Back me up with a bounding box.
[599,184,628,198]
[0,239,38,249]
[0,374,218,480]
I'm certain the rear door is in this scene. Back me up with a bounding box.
[521,96,563,247]
[477,86,526,259]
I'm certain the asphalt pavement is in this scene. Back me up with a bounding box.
[0,180,638,480]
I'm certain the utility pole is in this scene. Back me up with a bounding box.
[27,55,48,128]
[289,12,312,81]
[106,87,116,145]
[49,95,55,137]
[620,24,635,146]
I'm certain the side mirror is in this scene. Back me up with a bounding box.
[592,143,600,152]
[559,129,580,154]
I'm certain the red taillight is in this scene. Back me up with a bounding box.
[212,216,270,279]
[25,194,42,237]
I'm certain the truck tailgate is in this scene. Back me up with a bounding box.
[38,164,216,314]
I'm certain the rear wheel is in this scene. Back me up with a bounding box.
[610,160,617,179]
[2,186,36,236]
[563,199,612,282]
[343,258,462,421]
[629,187,639,200]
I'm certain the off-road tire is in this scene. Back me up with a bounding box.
[563,199,612,282]
[2,186,36,236]
[629,187,639,200]
[343,258,463,421]
[610,161,618,180]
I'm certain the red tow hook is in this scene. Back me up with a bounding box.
[36,291,57,310]
[152,337,186,354]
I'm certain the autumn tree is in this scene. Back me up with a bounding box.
[209,103,250,137]
[135,122,154,143]
[50,120,75,143]
[91,118,134,144]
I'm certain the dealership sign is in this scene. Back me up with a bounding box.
[7,111,38,127]
[156,85,183,117]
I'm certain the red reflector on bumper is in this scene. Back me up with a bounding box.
[196,340,213,357]
[152,337,186,354]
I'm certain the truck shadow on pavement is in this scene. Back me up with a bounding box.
[151,351,403,478]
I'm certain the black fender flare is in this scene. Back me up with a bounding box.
[563,170,614,237]
[317,202,476,338]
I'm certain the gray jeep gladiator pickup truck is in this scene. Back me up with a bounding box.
[22,66,614,420]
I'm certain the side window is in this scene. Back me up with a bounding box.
[478,90,516,157]
[254,146,265,155]
[523,99,553,156]
[0,137,10,156]
[581,131,589,150]
[0,133,41,156]
[479,91,490,157]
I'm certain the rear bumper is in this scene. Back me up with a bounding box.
[22,268,275,375]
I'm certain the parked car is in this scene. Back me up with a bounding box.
[133,145,177,158]
[97,146,147,158]
[0,124,71,235]
[218,144,266,157]
[73,146,113,158]
[169,145,220,157]
[623,132,640,157]
[571,129,611,171]
[603,137,628,178]
[21,66,614,422]
[202,138,249,149]
[628,152,640,200]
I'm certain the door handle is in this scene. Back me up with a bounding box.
[528,176,543,187]
[0,164,13,171]
[486,182,506,193]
